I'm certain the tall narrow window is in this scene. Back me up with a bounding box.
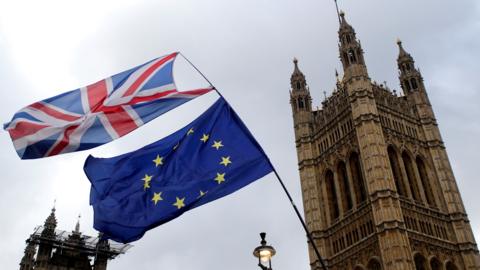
[367,259,382,270]
[326,170,339,221]
[416,157,436,207]
[348,50,357,63]
[430,258,441,270]
[410,78,418,89]
[298,99,305,109]
[446,262,458,270]
[414,254,427,270]
[402,152,421,202]
[356,49,363,64]
[296,81,301,90]
[338,162,353,212]
[343,53,349,66]
[349,152,367,204]
[388,146,406,197]
[404,80,411,91]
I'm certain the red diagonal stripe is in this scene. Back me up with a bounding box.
[87,80,108,112]
[122,52,178,97]
[103,107,138,137]
[9,121,50,141]
[177,88,213,96]
[122,87,213,107]
[47,125,79,156]
[127,89,178,105]
[29,102,81,122]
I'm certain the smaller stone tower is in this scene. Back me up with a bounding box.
[19,207,131,270]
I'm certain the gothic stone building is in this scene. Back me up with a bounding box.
[290,12,480,270]
[19,207,129,270]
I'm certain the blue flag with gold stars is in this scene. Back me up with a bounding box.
[83,97,273,243]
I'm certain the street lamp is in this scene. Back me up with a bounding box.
[253,232,276,270]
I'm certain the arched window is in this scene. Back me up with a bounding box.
[343,53,349,66]
[357,49,363,63]
[410,78,418,89]
[367,258,382,270]
[298,99,305,109]
[414,254,427,270]
[405,63,411,71]
[296,81,301,90]
[346,35,351,43]
[325,170,339,221]
[349,152,367,203]
[404,80,411,91]
[388,147,406,197]
[430,257,441,270]
[402,152,421,202]
[446,261,458,270]
[416,157,436,207]
[338,161,353,212]
[348,50,357,63]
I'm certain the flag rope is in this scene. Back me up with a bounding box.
[179,52,328,270]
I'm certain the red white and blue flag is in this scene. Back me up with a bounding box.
[4,52,212,159]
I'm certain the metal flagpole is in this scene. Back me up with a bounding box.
[179,52,328,270]
[334,0,341,25]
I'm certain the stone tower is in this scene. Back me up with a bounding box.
[290,11,480,270]
[19,208,130,270]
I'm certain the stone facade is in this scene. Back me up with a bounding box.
[290,11,480,270]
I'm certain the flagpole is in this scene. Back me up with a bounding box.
[270,167,328,270]
[178,53,216,89]
[180,53,328,270]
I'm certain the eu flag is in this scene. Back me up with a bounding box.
[84,97,273,243]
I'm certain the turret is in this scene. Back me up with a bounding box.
[289,58,312,113]
[93,233,111,270]
[337,11,368,80]
[397,39,426,95]
[19,240,36,270]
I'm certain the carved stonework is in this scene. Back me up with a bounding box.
[289,10,480,270]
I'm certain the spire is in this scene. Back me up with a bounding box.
[339,10,354,32]
[75,214,81,233]
[290,57,307,91]
[397,39,413,61]
[41,205,57,238]
[44,206,57,231]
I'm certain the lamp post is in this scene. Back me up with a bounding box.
[253,232,276,270]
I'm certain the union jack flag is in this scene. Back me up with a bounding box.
[4,52,212,159]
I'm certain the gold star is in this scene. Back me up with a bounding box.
[211,140,224,150]
[214,173,226,184]
[187,127,194,135]
[142,174,153,190]
[152,192,163,205]
[199,190,207,197]
[200,133,210,143]
[220,156,232,167]
[173,197,186,209]
[153,155,163,167]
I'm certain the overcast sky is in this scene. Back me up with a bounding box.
[0,0,479,269]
